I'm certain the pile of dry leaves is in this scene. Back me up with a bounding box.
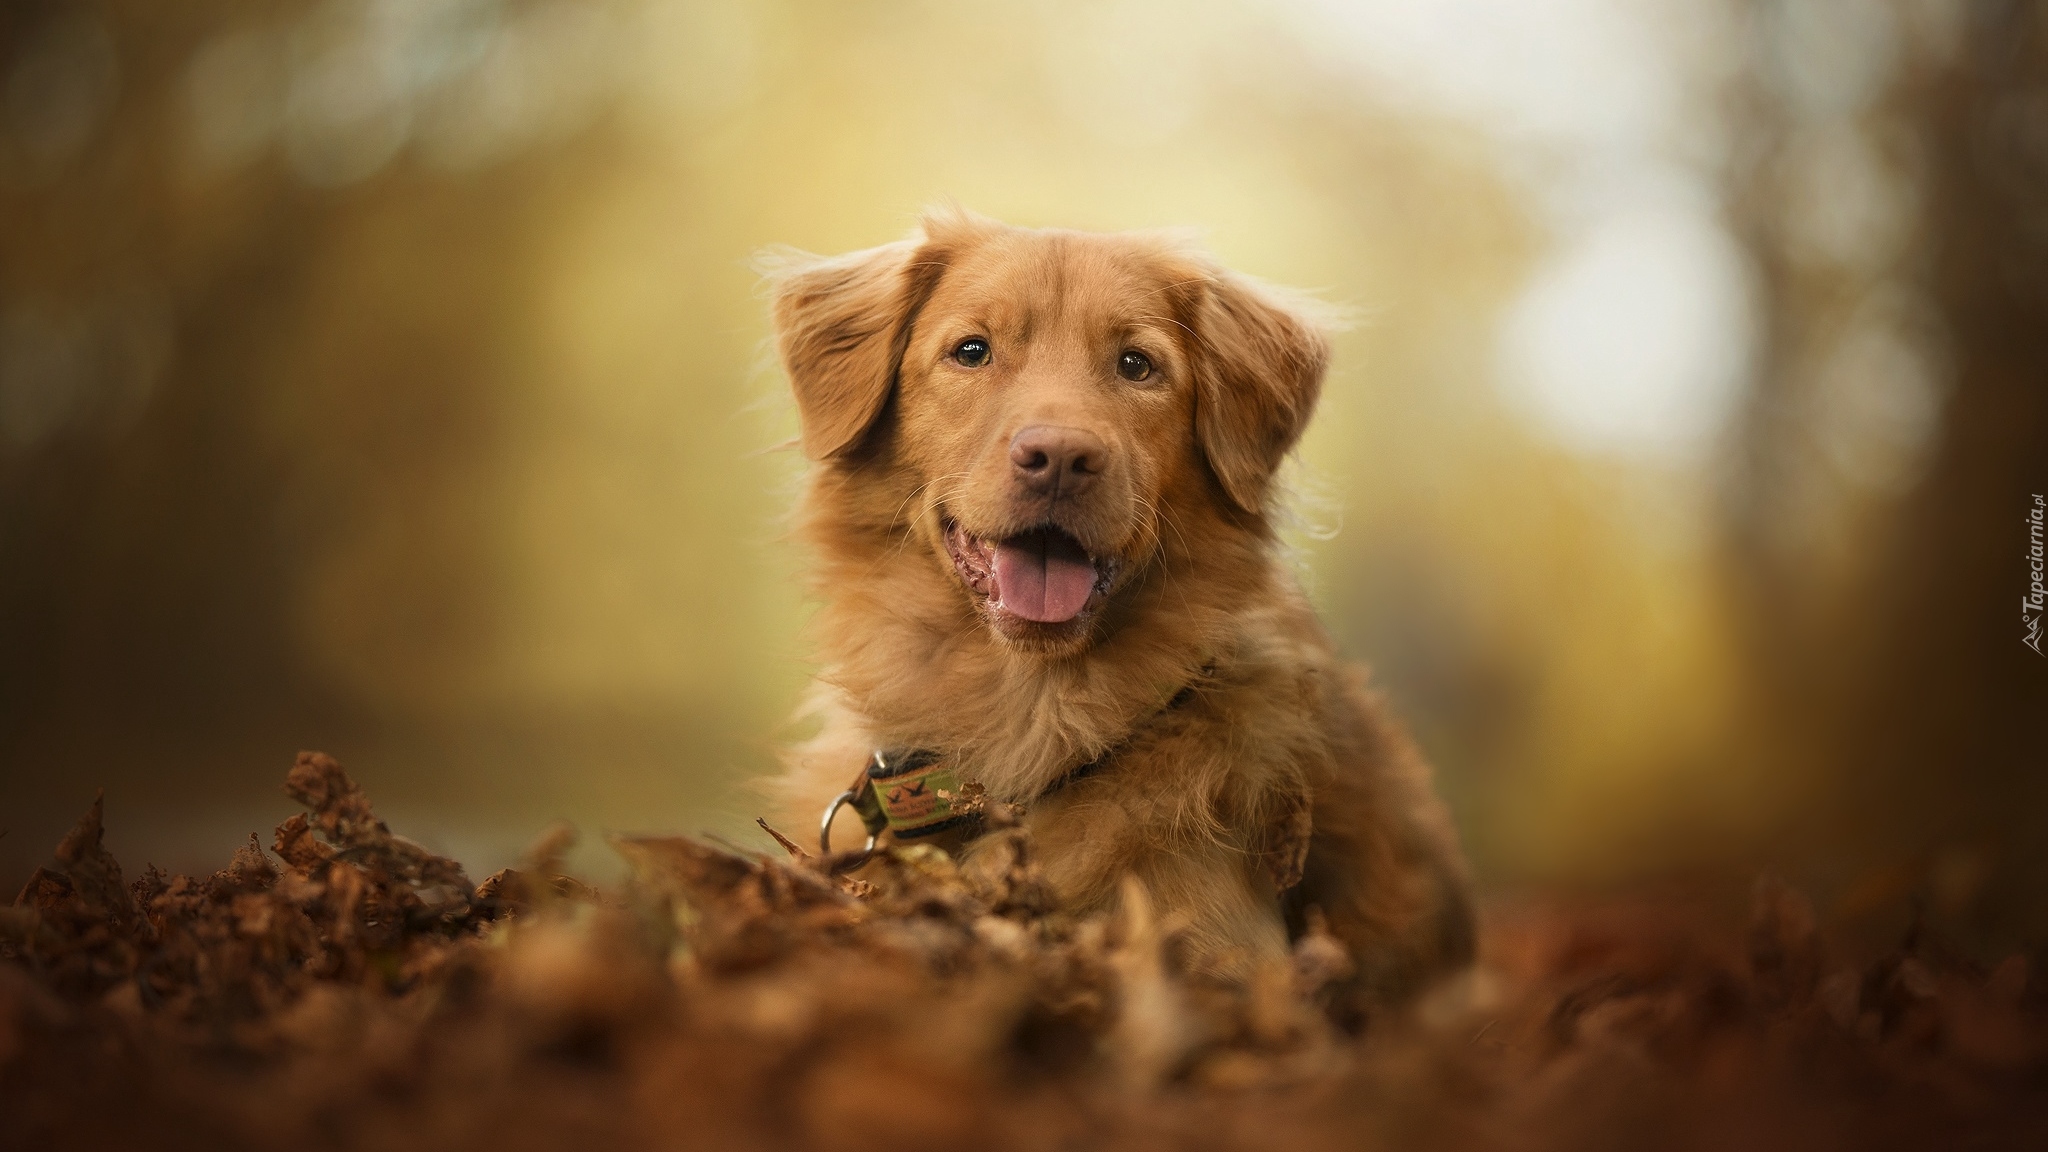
[4,752,2045,1151]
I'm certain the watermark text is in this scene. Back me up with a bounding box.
[2026,493,2045,655]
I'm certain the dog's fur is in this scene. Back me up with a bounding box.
[766,210,1473,1013]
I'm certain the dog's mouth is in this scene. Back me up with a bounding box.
[944,519,1117,627]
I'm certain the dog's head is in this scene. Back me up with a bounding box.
[771,211,1328,656]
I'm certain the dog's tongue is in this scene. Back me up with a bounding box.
[993,530,1096,623]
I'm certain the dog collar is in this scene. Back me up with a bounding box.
[817,664,1212,868]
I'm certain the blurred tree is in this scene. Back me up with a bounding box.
[1724,0,2048,946]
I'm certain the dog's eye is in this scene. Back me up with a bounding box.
[952,338,992,368]
[1117,350,1153,382]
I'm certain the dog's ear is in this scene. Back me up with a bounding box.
[1189,270,1331,513]
[769,238,947,460]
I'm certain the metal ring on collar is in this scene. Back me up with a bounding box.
[819,788,878,870]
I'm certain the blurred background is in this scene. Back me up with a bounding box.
[2,0,2043,949]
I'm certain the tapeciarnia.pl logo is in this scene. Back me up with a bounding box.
[2026,494,2045,656]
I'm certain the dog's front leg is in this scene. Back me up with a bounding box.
[1001,781,1291,980]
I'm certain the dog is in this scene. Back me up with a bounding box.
[765,210,1473,1014]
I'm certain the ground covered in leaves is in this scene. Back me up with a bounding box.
[4,753,2045,1151]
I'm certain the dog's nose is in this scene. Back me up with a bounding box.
[1009,425,1107,498]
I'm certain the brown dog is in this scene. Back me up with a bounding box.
[766,210,1473,1013]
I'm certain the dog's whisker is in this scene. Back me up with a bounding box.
[1128,311,1199,341]
[1135,495,1200,625]
[891,473,976,568]
[888,474,947,534]
[1132,275,1218,303]
[875,471,971,573]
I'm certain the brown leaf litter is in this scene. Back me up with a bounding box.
[3,751,2045,1151]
